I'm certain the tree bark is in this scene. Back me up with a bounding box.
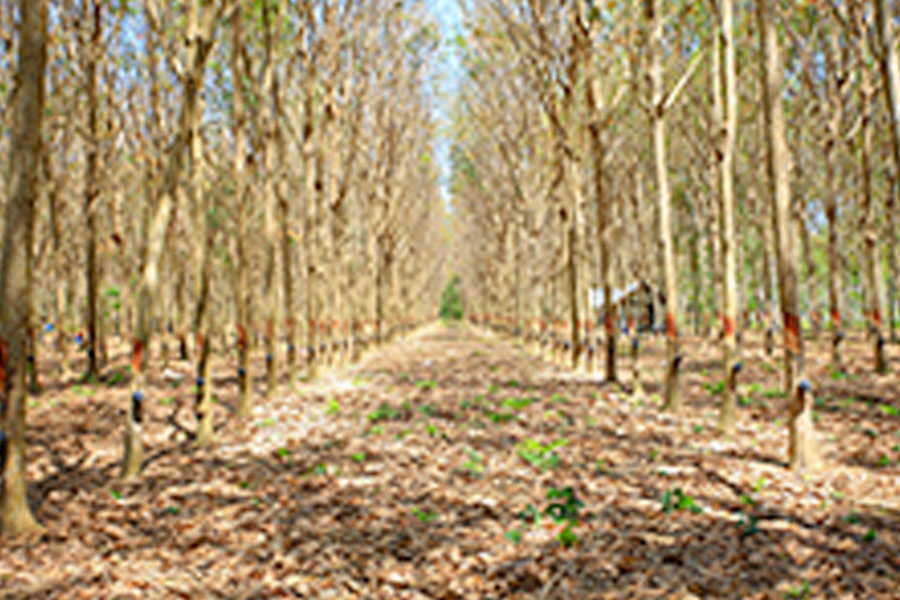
[1,0,47,536]
[757,0,817,470]
[646,0,681,412]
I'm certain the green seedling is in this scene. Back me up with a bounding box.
[415,379,437,390]
[504,528,523,545]
[254,417,276,429]
[879,404,899,417]
[487,384,499,393]
[516,438,567,471]
[551,393,568,404]
[326,398,341,415]
[368,403,400,422]
[544,487,585,548]
[702,380,725,396]
[276,447,291,458]
[463,449,485,476]
[505,380,520,388]
[411,507,439,523]
[485,409,516,424]
[109,489,123,501]
[692,425,705,434]
[878,454,892,467]
[107,370,126,386]
[661,487,703,515]
[863,528,877,543]
[784,581,811,599]
[503,396,536,410]
[351,452,367,463]
[426,424,438,437]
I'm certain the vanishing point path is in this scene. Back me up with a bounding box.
[1,323,898,599]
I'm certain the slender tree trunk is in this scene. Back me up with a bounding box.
[647,0,681,412]
[855,9,887,374]
[757,0,816,470]
[123,0,219,478]
[191,90,214,447]
[233,4,252,416]
[84,1,102,381]
[716,0,740,434]
[1,0,47,536]
[262,0,281,395]
[876,0,900,344]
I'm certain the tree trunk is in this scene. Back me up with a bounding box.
[1,0,47,536]
[84,0,102,381]
[646,0,681,412]
[123,0,219,478]
[757,0,816,470]
[876,0,900,345]
[855,7,887,374]
[716,0,740,435]
[232,4,252,416]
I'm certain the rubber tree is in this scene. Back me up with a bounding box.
[757,0,817,470]
[122,0,222,478]
[1,0,48,536]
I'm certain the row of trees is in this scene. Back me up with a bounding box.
[451,0,900,471]
[0,0,447,535]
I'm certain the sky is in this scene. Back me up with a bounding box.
[425,0,464,205]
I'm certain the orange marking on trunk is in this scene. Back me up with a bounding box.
[237,324,248,349]
[605,314,614,333]
[132,339,144,374]
[195,333,204,350]
[266,320,274,340]
[665,313,677,339]
[0,336,8,392]
[724,316,736,338]
[873,310,883,327]
[785,312,801,353]
[831,309,841,328]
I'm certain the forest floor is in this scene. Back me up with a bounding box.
[1,322,900,599]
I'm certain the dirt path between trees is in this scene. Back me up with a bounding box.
[1,322,899,599]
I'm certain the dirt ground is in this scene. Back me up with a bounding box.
[1,322,898,599]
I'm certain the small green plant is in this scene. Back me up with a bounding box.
[783,581,811,599]
[109,488,123,501]
[648,449,659,462]
[544,487,585,547]
[503,396,536,410]
[505,379,520,388]
[550,393,568,404]
[862,528,877,543]
[843,511,860,524]
[254,417,276,428]
[411,507,439,523]
[326,397,341,415]
[426,423,438,437]
[661,487,703,515]
[368,402,400,422]
[516,438,567,471]
[692,424,705,434]
[276,447,291,458]
[463,449,485,476]
[159,395,175,406]
[878,454,892,467]
[416,379,437,390]
[485,409,516,424]
[702,380,726,396]
[763,387,786,399]
[107,370,126,386]
[879,404,899,417]
[351,452,367,463]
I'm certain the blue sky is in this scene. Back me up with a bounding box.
[425,0,464,204]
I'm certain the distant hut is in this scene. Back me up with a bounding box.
[589,280,660,333]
